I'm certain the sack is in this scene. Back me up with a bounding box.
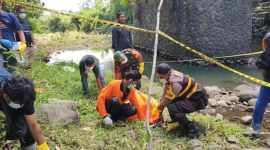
[126,90,160,125]
[5,115,28,140]
[255,48,270,70]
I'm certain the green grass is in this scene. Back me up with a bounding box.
[0,32,262,149]
[0,61,258,150]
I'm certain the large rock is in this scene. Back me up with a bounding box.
[237,91,259,102]
[204,86,222,94]
[190,139,203,149]
[226,136,240,144]
[36,104,79,125]
[214,95,221,101]
[199,109,216,115]
[208,98,217,107]
[265,139,270,148]
[227,96,240,102]
[245,106,255,112]
[220,94,229,101]
[233,84,255,92]
[235,104,248,111]
[216,114,223,120]
[248,98,258,106]
[217,100,228,107]
[49,98,79,111]
[226,101,232,105]
[240,116,252,124]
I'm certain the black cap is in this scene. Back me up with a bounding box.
[156,63,171,75]
[85,57,94,65]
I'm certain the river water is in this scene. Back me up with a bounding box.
[48,37,264,90]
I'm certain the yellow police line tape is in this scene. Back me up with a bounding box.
[157,31,270,87]
[3,0,270,87]
[144,51,262,64]
[1,0,155,34]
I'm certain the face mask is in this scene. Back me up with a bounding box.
[121,57,128,64]
[85,66,93,71]
[159,79,167,84]
[8,102,23,109]
[19,13,26,19]
[127,84,134,89]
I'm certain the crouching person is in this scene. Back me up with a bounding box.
[96,70,144,127]
[152,63,208,139]
[0,68,49,150]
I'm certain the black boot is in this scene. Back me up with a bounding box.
[186,122,200,139]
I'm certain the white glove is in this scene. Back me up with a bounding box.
[103,116,113,125]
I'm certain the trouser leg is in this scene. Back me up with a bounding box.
[105,97,121,122]
[98,65,106,88]
[80,74,88,93]
[251,77,270,131]
[167,98,200,138]
[168,100,192,129]
[119,104,137,118]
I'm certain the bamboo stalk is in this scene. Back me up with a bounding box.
[145,0,164,149]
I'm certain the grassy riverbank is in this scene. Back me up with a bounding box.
[0,32,262,149]
[0,61,258,150]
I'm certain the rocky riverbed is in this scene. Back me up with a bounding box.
[203,84,270,131]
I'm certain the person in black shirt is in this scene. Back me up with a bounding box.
[0,68,49,149]
[112,12,133,52]
[15,6,37,67]
[112,12,133,79]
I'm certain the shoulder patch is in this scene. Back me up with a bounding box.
[174,71,181,76]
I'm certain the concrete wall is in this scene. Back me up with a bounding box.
[133,0,252,59]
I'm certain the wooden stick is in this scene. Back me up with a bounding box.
[145,0,164,149]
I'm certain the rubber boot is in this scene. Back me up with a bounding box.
[186,122,200,139]
[166,120,180,132]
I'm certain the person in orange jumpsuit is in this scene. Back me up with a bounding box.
[96,70,144,127]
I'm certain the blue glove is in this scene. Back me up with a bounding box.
[0,39,14,48]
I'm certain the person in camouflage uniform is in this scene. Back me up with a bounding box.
[114,48,144,90]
